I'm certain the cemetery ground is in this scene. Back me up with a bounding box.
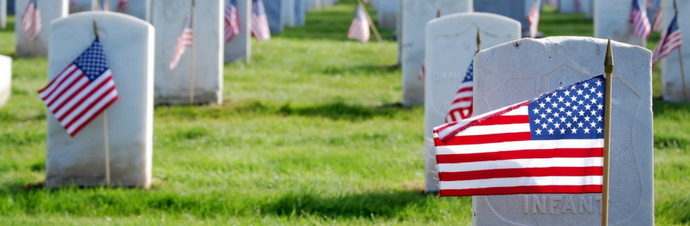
[0,1,688,225]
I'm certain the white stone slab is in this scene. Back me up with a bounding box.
[558,0,582,13]
[294,0,307,26]
[423,12,521,193]
[15,0,68,57]
[152,0,223,105]
[47,12,154,188]
[594,0,646,47]
[264,0,283,34]
[377,0,396,29]
[1,0,6,29]
[108,0,150,22]
[659,0,689,102]
[401,0,472,106]
[281,0,294,26]
[584,0,594,19]
[0,54,10,108]
[70,0,92,14]
[472,37,653,226]
[224,0,251,63]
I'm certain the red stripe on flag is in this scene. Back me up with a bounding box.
[439,185,602,197]
[439,167,604,181]
[436,148,604,164]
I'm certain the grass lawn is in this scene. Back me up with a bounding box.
[0,1,689,225]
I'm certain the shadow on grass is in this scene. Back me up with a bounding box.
[321,63,399,76]
[278,100,408,121]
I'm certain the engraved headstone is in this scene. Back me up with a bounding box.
[152,0,223,105]
[15,0,68,57]
[473,0,529,34]
[47,12,154,188]
[1,0,6,29]
[264,0,283,34]
[594,0,646,47]
[472,37,653,226]
[377,0,396,29]
[224,0,251,63]
[659,0,689,102]
[0,54,10,108]
[424,12,521,192]
[400,0,472,105]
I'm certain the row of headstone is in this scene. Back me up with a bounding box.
[376,0,396,29]
[659,0,689,102]
[594,0,646,47]
[0,54,10,108]
[1,0,6,29]
[15,0,69,57]
[308,0,335,11]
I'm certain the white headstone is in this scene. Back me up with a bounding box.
[224,0,251,63]
[70,0,92,14]
[594,0,646,47]
[108,0,151,22]
[46,12,154,188]
[584,0,594,19]
[15,0,68,57]
[424,12,521,192]
[377,0,396,29]
[294,0,307,26]
[558,0,581,13]
[401,0,472,106]
[281,0,294,27]
[1,0,6,29]
[152,0,223,105]
[308,0,320,10]
[472,37,653,226]
[659,0,689,102]
[264,0,283,34]
[0,54,10,108]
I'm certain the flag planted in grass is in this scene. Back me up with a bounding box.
[21,0,41,40]
[347,3,370,42]
[38,39,119,137]
[251,0,271,41]
[434,75,606,197]
[652,9,682,66]
[527,0,541,38]
[225,0,241,42]
[630,0,651,39]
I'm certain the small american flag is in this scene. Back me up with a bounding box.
[445,57,474,123]
[434,75,606,197]
[116,0,129,13]
[225,0,241,42]
[347,3,370,42]
[251,0,271,41]
[38,39,119,137]
[97,0,110,11]
[652,10,682,66]
[652,4,663,32]
[631,0,651,39]
[527,0,541,38]
[169,12,194,70]
[21,0,42,40]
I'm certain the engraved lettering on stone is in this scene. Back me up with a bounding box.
[578,196,593,214]
[561,196,577,214]
[532,195,547,214]
[548,196,562,214]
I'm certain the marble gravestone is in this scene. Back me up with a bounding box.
[424,12,521,193]
[659,0,689,102]
[0,55,10,108]
[224,0,251,63]
[152,0,223,105]
[471,37,653,226]
[474,0,529,35]
[281,0,294,27]
[47,12,154,188]
[377,0,396,29]
[107,0,151,22]
[594,0,647,47]
[558,0,582,13]
[308,0,320,11]
[1,0,6,29]
[294,0,307,26]
[15,0,68,57]
[264,0,283,34]
[400,0,472,106]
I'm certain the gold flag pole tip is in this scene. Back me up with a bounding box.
[93,19,99,38]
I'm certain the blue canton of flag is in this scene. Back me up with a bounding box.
[74,41,110,81]
[527,76,605,140]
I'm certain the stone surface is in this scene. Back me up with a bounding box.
[584,0,594,18]
[1,0,6,29]
[659,0,689,102]
[15,0,68,57]
[308,0,320,10]
[400,0,472,105]
[558,0,582,13]
[281,0,294,26]
[108,0,150,22]
[264,0,283,34]
[47,12,154,188]
[474,0,528,32]
[472,37,653,226]
[424,12,521,192]
[294,0,306,26]
[377,0,396,29]
[594,0,646,47]
[0,54,10,108]
[152,0,223,105]
[70,0,92,13]
[224,0,251,62]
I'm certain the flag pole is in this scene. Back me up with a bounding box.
[476,26,481,53]
[673,0,688,101]
[94,19,111,187]
[189,0,196,105]
[601,38,614,226]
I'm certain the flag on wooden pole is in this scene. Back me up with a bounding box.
[631,0,651,39]
[38,38,119,137]
[251,0,271,41]
[116,0,129,13]
[527,0,541,38]
[169,12,194,70]
[652,4,663,32]
[434,75,606,197]
[445,57,475,123]
[347,3,370,42]
[21,0,41,40]
[652,10,682,66]
[225,0,241,42]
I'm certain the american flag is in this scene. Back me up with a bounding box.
[527,0,541,38]
[21,0,41,40]
[631,0,651,39]
[225,0,241,42]
[445,58,474,123]
[434,75,606,197]
[652,10,682,66]
[251,0,271,41]
[97,0,110,11]
[347,3,370,42]
[652,3,663,32]
[169,12,194,71]
[38,39,119,137]
[116,0,129,13]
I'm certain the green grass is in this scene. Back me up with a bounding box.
[1,1,689,225]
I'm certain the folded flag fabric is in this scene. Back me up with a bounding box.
[38,39,119,137]
[630,0,651,39]
[434,75,606,197]
[251,0,271,41]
